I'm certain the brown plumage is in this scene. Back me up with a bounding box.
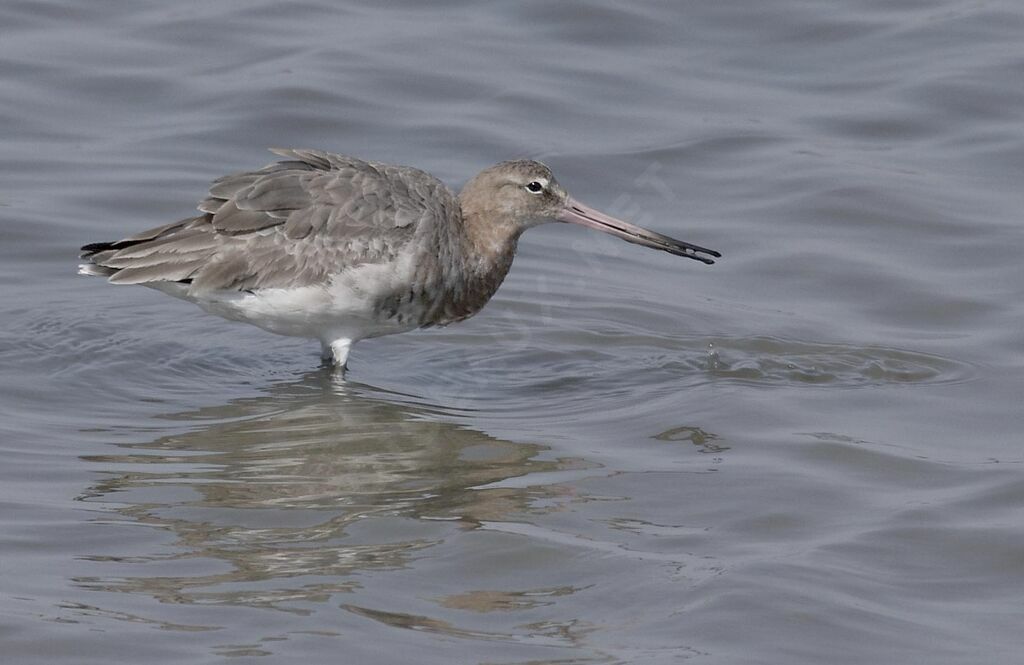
[79,149,720,370]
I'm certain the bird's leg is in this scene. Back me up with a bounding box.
[328,338,352,372]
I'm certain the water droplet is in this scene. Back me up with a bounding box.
[706,342,721,370]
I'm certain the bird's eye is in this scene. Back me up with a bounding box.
[525,181,544,194]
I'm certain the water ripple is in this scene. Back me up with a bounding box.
[697,335,974,388]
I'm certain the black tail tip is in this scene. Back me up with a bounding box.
[80,241,114,257]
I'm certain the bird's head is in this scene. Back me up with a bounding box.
[460,159,720,264]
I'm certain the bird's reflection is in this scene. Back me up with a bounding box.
[76,370,578,611]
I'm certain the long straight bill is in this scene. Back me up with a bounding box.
[557,197,720,264]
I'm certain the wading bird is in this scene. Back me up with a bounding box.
[80,149,720,370]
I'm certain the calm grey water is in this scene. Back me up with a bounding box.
[2,1,1023,663]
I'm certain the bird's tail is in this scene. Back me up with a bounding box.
[76,215,206,283]
[78,241,118,277]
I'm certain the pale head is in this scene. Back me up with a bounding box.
[459,160,720,264]
[459,160,568,232]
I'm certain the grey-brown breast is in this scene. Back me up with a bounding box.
[85,149,460,292]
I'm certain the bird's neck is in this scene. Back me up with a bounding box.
[455,178,525,271]
[418,207,520,326]
[459,208,521,276]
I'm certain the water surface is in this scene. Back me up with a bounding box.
[2,1,1024,663]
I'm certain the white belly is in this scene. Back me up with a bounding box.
[151,257,423,344]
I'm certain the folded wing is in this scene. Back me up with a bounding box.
[79,149,458,292]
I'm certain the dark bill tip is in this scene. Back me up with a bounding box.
[558,198,721,265]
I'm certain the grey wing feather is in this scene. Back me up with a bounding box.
[79,149,459,292]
